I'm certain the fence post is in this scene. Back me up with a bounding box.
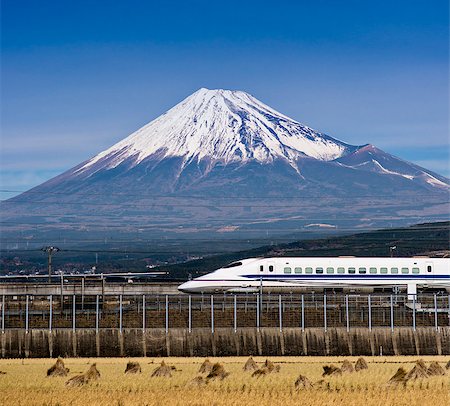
[390,295,394,332]
[301,294,304,331]
[346,295,349,332]
[95,295,99,333]
[434,293,438,331]
[256,293,260,331]
[142,294,146,332]
[165,295,169,334]
[72,294,76,332]
[412,295,416,331]
[81,277,85,310]
[188,295,192,333]
[279,294,282,332]
[1,295,5,333]
[49,295,52,332]
[368,295,372,331]
[25,295,29,333]
[323,293,327,332]
[448,294,450,328]
[60,273,63,309]
[119,295,123,333]
[211,295,214,334]
[234,294,237,333]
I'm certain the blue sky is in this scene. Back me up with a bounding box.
[1,0,448,199]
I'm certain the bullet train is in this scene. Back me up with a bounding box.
[178,257,450,295]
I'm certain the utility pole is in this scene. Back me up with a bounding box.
[42,246,60,282]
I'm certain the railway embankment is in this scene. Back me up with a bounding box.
[1,327,449,358]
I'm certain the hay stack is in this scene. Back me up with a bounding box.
[66,374,88,387]
[251,368,269,378]
[243,356,258,372]
[445,360,450,370]
[322,365,342,377]
[388,367,408,386]
[294,374,313,390]
[65,363,100,387]
[85,363,101,380]
[187,376,207,387]
[355,357,368,371]
[341,360,354,373]
[124,361,142,374]
[427,361,445,376]
[405,360,429,380]
[47,357,69,377]
[206,363,229,381]
[198,359,213,374]
[264,359,280,373]
[151,361,172,378]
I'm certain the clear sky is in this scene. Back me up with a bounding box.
[1,0,448,199]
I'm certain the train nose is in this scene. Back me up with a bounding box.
[178,281,196,293]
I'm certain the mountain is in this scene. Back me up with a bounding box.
[2,88,449,247]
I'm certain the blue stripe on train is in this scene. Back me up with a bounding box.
[240,274,450,280]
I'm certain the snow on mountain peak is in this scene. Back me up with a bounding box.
[78,88,355,173]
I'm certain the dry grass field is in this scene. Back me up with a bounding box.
[0,356,449,406]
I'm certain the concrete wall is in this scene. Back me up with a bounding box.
[1,327,449,358]
[0,282,180,296]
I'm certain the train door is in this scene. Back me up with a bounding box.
[259,261,275,293]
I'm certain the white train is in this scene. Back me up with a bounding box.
[178,257,450,295]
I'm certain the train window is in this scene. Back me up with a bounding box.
[359,267,366,274]
[326,267,334,274]
[427,265,432,273]
[412,267,420,274]
[380,267,388,274]
[223,261,242,268]
[269,265,274,272]
[401,267,409,274]
[260,265,263,272]
[369,267,377,274]
[391,267,398,274]
[294,267,302,274]
[316,267,323,274]
[337,267,345,274]
[348,267,356,274]
[305,267,313,274]
[284,267,291,274]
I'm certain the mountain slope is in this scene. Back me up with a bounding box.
[335,144,448,189]
[2,88,449,246]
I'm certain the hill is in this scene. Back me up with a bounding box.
[160,222,450,279]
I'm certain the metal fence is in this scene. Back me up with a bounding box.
[1,293,449,332]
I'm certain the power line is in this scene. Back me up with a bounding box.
[1,233,448,246]
[1,244,447,256]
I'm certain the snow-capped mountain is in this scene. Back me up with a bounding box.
[78,88,357,174]
[54,87,447,191]
[2,88,449,242]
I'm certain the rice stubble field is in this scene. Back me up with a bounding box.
[0,356,449,405]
